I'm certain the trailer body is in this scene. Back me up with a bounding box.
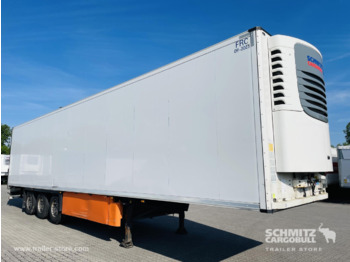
[326,147,339,186]
[338,146,350,188]
[9,28,332,227]
[1,155,10,184]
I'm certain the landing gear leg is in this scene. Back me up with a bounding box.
[120,202,134,248]
[176,210,187,234]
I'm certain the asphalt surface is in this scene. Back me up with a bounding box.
[1,184,350,262]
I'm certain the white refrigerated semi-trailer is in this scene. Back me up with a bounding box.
[8,27,332,247]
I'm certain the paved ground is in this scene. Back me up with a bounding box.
[1,184,350,262]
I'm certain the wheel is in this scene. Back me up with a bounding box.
[24,192,37,215]
[36,194,49,219]
[49,195,62,224]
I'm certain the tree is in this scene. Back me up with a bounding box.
[1,124,12,154]
[344,122,350,145]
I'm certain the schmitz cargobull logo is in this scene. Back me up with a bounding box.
[265,229,316,243]
[265,223,336,244]
[307,55,323,73]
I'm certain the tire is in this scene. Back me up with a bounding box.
[36,194,49,219]
[49,196,62,224]
[24,192,37,215]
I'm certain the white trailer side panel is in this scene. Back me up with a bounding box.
[9,31,263,208]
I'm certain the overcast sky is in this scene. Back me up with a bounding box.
[2,0,350,145]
